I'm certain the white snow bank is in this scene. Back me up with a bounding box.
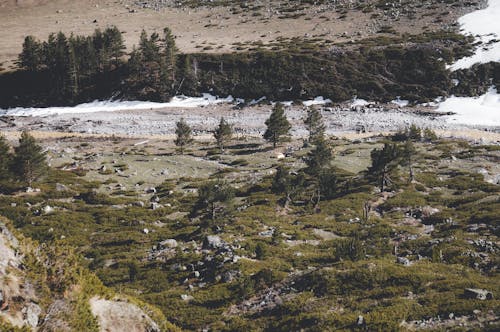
[449,0,500,71]
[303,96,332,107]
[436,87,500,126]
[350,98,371,107]
[391,98,410,108]
[0,94,234,117]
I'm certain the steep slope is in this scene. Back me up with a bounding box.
[0,217,179,331]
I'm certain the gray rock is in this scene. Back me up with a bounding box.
[160,239,178,248]
[204,235,222,249]
[397,257,412,266]
[24,303,42,327]
[55,183,68,191]
[464,288,493,300]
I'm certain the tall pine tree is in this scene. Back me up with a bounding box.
[304,106,325,144]
[264,103,291,148]
[213,117,232,152]
[12,131,48,186]
[0,135,12,181]
[175,118,193,154]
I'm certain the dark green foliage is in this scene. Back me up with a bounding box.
[263,103,291,148]
[12,131,47,186]
[368,142,403,191]
[0,29,483,108]
[304,107,325,144]
[213,117,232,152]
[0,135,12,181]
[174,118,193,154]
[272,165,305,207]
[304,138,332,176]
[17,36,42,72]
[195,179,235,221]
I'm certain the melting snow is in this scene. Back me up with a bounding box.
[436,87,500,126]
[0,94,235,117]
[303,96,332,107]
[449,0,500,70]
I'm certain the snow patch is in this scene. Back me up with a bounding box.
[0,94,235,117]
[391,98,410,108]
[436,87,500,126]
[350,98,371,107]
[448,0,500,71]
[303,96,332,106]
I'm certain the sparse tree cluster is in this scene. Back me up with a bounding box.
[0,132,47,188]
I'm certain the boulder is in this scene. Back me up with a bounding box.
[159,239,178,248]
[464,288,493,300]
[204,235,222,249]
[23,303,42,327]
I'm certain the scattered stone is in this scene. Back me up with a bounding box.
[159,239,178,248]
[464,288,493,300]
[181,294,194,301]
[23,303,42,327]
[397,256,412,266]
[55,183,68,191]
[204,235,223,249]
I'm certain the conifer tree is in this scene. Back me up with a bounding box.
[272,165,304,208]
[174,118,193,154]
[401,140,417,183]
[304,137,333,209]
[195,179,235,221]
[368,142,402,192]
[213,117,232,152]
[0,135,12,181]
[12,131,47,186]
[305,137,332,176]
[263,103,291,148]
[18,36,42,72]
[304,106,325,144]
[162,27,178,92]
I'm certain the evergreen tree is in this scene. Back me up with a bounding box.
[401,140,417,183]
[0,135,12,180]
[174,118,193,154]
[272,165,304,208]
[213,117,232,152]
[12,131,48,186]
[408,124,422,141]
[195,179,235,221]
[18,36,42,72]
[304,106,325,144]
[162,27,178,92]
[304,137,333,209]
[104,26,126,66]
[368,142,402,192]
[305,137,332,176]
[263,103,291,148]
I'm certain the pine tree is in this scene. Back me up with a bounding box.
[368,142,402,192]
[0,135,12,181]
[162,27,178,93]
[401,140,417,183]
[213,117,232,152]
[272,165,304,208]
[304,137,333,209]
[305,137,332,176]
[104,26,126,66]
[18,36,42,72]
[12,131,48,186]
[263,103,291,148]
[174,118,193,154]
[195,179,235,221]
[304,106,325,144]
